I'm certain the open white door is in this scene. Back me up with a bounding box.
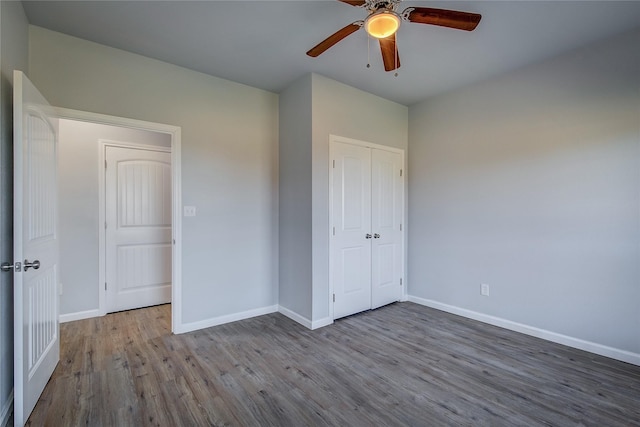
[13,71,60,426]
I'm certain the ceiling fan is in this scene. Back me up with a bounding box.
[306,0,482,72]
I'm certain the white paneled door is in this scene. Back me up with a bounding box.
[331,138,404,320]
[105,146,172,313]
[331,143,372,319]
[13,71,60,426]
[371,148,404,309]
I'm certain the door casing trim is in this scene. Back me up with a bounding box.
[55,107,182,334]
[328,134,405,322]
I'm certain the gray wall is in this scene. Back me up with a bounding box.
[310,74,408,322]
[278,74,313,319]
[408,28,640,354]
[29,26,279,326]
[278,73,408,324]
[58,119,170,316]
[0,1,28,423]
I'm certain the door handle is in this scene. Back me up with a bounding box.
[23,259,40,272]
[1,262,21,272]
[374,233,380,239]
[365,234,372,239]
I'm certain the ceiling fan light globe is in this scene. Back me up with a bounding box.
[365,11,401,39]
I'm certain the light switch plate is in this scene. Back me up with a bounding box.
[481,283,490,296]
[183,206,196,217]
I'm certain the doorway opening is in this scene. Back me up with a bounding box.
[56,109,182,333]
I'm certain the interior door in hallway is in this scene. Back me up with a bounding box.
[105,146,171,313]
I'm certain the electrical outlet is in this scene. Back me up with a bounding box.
[481,283,490,296]
[183,206,197,217]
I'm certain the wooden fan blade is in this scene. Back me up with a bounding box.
[405,7,481,31]
[379,34,400,72]
[338,0,366,6]
[307,22,362,57]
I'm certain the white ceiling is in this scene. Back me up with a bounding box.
[22,1,640,106]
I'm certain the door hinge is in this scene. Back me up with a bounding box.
[400,169,403,177]
[105,160,107,169]
[105,221,107,230]
[105,282,107,291]
[332,226,335,236]
[400,223,402,231]
[333,293,335,303]
[332,160,335,168]
[400,278,403,286]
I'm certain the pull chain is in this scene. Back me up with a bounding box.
[394,33,399,77]
[367,34,371,69]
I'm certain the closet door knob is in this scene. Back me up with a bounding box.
[365,234,372,239]
[374,233,380,239]
[23,259,40,271]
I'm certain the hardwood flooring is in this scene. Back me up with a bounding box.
[27,302,640,426]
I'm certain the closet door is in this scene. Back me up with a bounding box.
[331,142,372,319]
[371,149,404,309]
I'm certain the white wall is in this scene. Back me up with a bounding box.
[311,74,408,322]
[29,26,279,328]
[58,119,170,317]
[0,1,29,423]
[408,28,640,360]
[278,74,313,320]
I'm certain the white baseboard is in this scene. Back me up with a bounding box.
[311,317,333,330]
[175,305,278,334]
[278,306,334,330]
[1,389,13,427]
[408,296,640,367]
[311,317,333,329]
[278,306,312,329]
[59,308,102,323]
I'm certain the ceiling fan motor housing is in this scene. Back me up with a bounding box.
[364,0,401,13]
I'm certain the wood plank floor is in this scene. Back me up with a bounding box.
[27,302,640,426]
